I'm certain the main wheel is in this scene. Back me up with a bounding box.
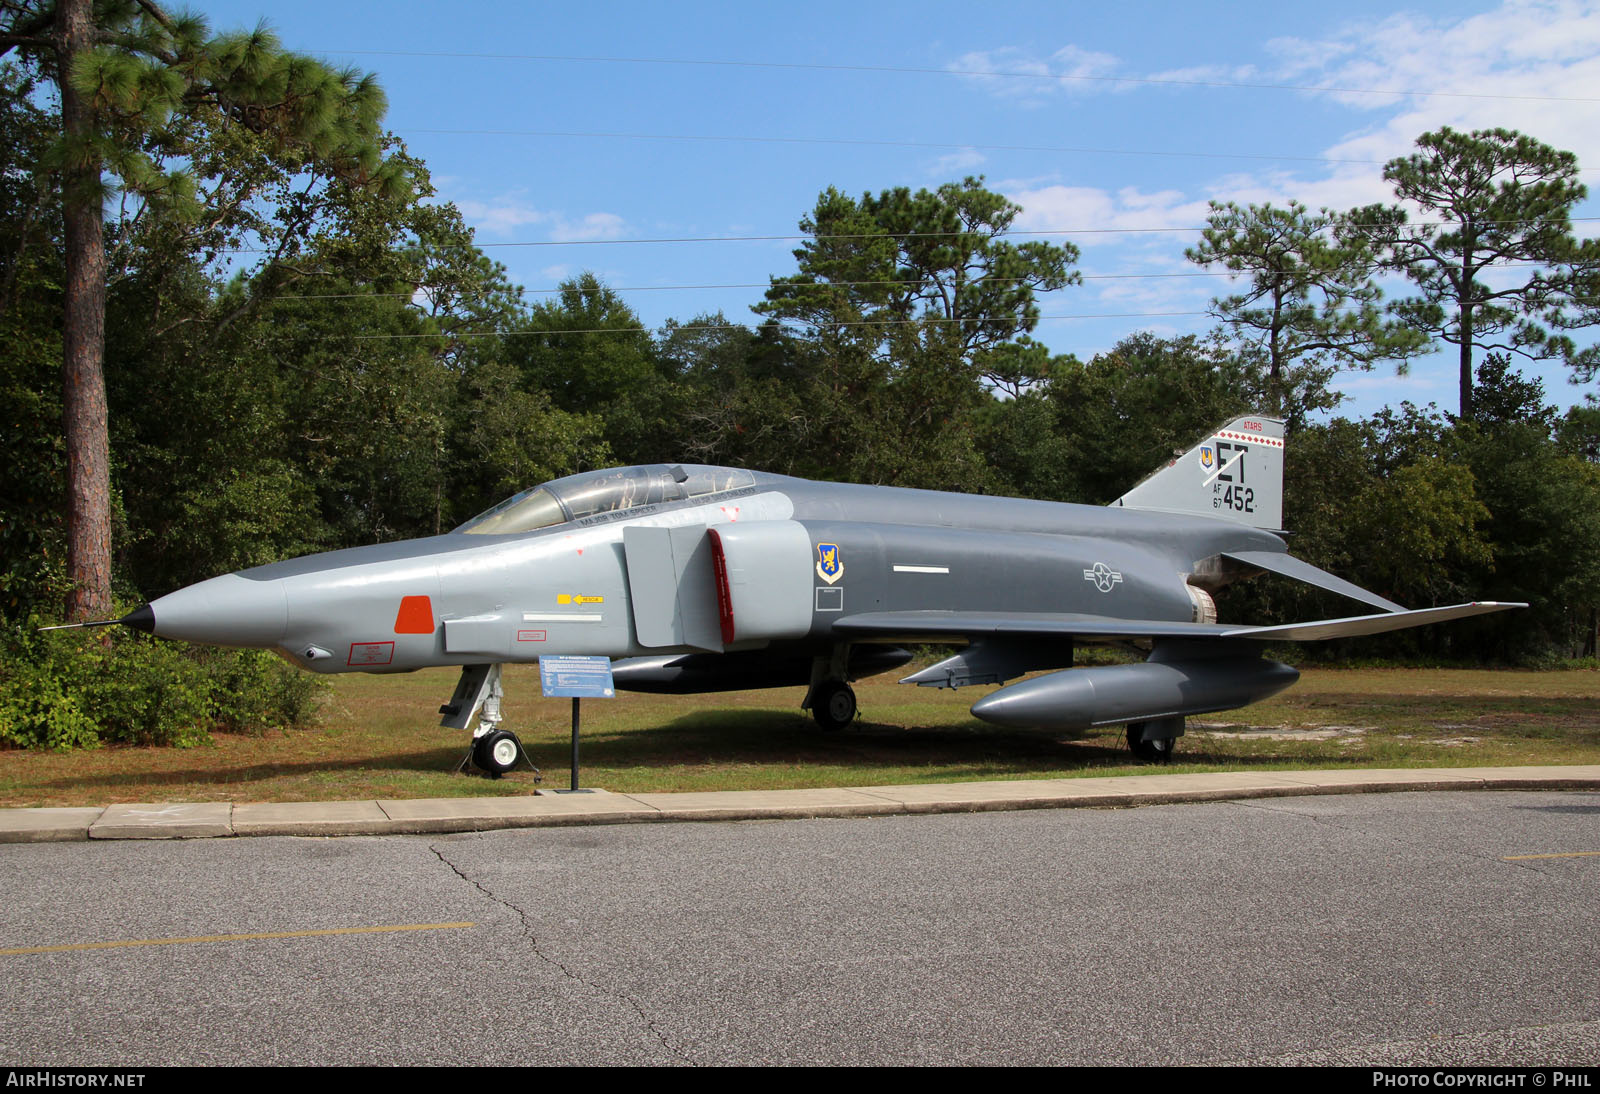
[1126,723,1175,764]
[811,681,857,732]
[473,729,522,776]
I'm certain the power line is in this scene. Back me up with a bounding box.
[337,311,1210,340]
[215,215,1600,255]
[409,127,1391,168]
[265,261,1553,303]
[325,48,1600,104]
[272,272,1223,302]
[408,127,1600,175]
[479,215,1600,247]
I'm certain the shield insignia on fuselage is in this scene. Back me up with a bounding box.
[1199,444,1215,471]
[816,542,844,585]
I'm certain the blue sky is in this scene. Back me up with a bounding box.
[193,0,1600,419]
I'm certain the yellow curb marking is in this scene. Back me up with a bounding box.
[2,921,475,956]
[1502,852,1600,860]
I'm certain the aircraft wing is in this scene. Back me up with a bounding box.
[833,602,1525,645]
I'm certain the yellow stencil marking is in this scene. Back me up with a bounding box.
[557,594,604,604]
[1501,851,1600,861]
[1,921,475,956]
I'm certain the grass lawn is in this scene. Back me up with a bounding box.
[1,664,1597,807]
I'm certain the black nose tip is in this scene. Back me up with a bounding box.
[121,604,155,634]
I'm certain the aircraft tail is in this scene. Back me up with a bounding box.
[1111,416,1284,531]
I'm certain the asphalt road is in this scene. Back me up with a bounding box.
[2,790,1597,1066]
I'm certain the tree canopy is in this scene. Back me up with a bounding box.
[1365,126,1589,421]
[2,0,413,618]
[757,177,1078,391]
[1187,200,1427,427]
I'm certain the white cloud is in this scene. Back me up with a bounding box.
[1200,165,1399,218]
[548,212,626,243]
[998,184,1223,315]
[1268,0,1600,175]
[451,191,628,243]
[948,44,1124,105]
[1006,182,1212,242]
[930,147,986,175]
[963,1,1600,199]
[1013,3,1600,246]
[455,196,547,236]
[1142,62,1261,86]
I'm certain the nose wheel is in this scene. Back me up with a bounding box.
[473,729,525,777]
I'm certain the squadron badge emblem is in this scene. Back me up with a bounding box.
[816,543,844,585]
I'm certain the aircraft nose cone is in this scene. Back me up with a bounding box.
[146,573,289,649]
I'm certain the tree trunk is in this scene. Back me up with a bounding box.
[1458,301,1474,421]
[58,0,113,621]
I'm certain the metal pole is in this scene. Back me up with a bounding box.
[570,696,580,791]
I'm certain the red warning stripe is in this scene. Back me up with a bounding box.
[707,528,735,645]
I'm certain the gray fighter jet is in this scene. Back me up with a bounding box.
[106,416,1520,770]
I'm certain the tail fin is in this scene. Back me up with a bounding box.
[1112,416,1285,531]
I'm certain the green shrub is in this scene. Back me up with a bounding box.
[0,666,100,751]
[0,616,326,750]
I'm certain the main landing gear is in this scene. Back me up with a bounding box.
[811,680,857,732]
[805,646,858,732]
[1126,716,1183,765]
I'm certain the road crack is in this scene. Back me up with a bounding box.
[429,841,694,1064]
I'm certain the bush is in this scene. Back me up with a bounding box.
[0,616,325,750]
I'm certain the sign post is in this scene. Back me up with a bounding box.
[538,656,614,793]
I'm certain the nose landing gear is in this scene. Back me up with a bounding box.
[442,663,540,780]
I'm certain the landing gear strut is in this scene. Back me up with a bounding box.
[1126,716,1183,764]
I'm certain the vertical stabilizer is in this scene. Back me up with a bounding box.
[1112,416,1285,530]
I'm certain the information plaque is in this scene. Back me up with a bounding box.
[538,655,615,699]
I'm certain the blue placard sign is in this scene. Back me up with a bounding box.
[539,655,615,699]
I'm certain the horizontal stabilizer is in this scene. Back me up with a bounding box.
[1221,551,1404,614]
[1217,601,1525,641]
[835,602,1524,645]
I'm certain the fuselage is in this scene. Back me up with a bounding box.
[141,465,1290,675]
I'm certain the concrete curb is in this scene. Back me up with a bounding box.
[2,766,1597,844]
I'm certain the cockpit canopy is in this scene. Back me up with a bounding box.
[454,464,758,535]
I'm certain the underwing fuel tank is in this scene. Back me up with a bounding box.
[968,648,1300,731]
